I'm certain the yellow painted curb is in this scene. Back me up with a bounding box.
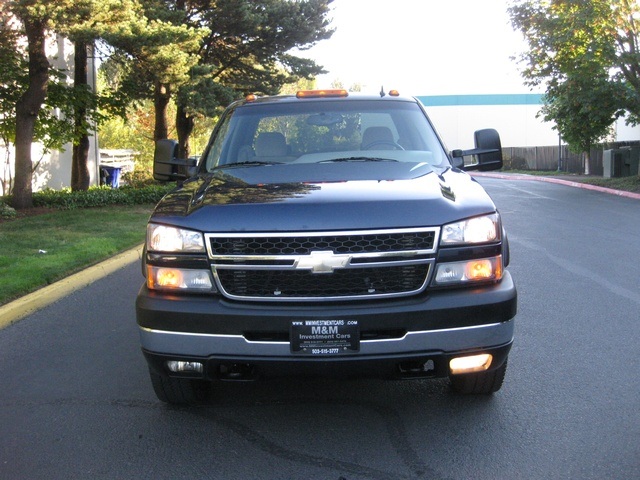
[0,244,144,330]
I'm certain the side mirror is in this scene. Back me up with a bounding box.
[450,129,503,172]
[153,139,197,182]
[474,128,503,171]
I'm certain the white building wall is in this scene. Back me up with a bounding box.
[613,117,640,142]
[418,94,640,150]
[424,104,558,150]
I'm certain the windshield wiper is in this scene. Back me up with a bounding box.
[215,161,284,169]
[319,157,398,163]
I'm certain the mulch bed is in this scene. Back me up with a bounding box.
[0,207,57,224]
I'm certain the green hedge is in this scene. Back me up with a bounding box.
[30,184,175,209]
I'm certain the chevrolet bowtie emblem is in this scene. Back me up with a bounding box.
[294,251,351,274]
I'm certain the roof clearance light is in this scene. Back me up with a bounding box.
[245,93,257,102]
[389,90,400,96]
[296,89,349,99]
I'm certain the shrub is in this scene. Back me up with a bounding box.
[30,184,175,209]
[121,168,159,188]
[503,155,528,170]
[1,201,17,219]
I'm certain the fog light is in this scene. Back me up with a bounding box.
[166,361,204,373]
[450,354,492,375]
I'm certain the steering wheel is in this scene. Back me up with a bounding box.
[363,141,405,150]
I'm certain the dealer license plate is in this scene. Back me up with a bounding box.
[290,320,359,355]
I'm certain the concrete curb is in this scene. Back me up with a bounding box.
[0,244,144,330]
[470,172,640,200]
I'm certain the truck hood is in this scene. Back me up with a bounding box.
[151,162,497,232]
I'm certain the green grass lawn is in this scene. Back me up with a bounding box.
[0,205,152,305]
[572,175,640,193]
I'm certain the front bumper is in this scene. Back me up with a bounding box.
[137,271,516,380]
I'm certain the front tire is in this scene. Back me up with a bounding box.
[449,359,508,394]
[149,369,211,405]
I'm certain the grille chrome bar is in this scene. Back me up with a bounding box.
[212,252,433,270]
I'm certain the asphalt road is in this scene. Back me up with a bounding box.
[1,177,639,480]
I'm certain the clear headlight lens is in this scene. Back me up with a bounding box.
[441,213,500,245]
[147,223,205,253]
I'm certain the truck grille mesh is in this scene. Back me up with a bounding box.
[210,231,435,256]
[216,265,430,298]
[206,229,437,301]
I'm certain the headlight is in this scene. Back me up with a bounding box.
[440,213,500,245]
[147,223,205,253]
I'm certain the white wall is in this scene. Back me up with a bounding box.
[614,116,640,142]
[419,95,640,150]
[424,103,558,150]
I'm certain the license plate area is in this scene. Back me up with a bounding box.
[290,320,360,355]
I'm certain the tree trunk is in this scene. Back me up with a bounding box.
[71,40,91,191]
[1,151,12,197]
[176,104,195,159]
[584,151,591,175]
[154,82,171,141]
[13,18,49,209]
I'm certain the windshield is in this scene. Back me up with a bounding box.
[202,99,448,172]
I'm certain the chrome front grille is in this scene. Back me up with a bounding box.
[205,228,439,301]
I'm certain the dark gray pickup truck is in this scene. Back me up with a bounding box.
[136,89,517,404]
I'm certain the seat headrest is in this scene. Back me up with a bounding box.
[255,132,287,157]
[361,126,394,149]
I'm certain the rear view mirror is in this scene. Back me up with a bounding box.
[306,112,344,126]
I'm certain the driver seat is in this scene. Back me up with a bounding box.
[361,126,395,150]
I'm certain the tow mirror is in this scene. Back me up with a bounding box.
[451,128,503,172]
[153,139,198,182]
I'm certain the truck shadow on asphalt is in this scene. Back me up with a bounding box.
[159,377,501,480]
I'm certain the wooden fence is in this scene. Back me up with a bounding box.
[502,145,602,174]
[502,141,640,175]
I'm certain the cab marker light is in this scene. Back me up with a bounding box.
[296,89,349,99]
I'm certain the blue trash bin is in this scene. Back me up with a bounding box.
[101,166,122,188]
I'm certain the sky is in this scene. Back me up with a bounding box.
[300,0,534,96]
